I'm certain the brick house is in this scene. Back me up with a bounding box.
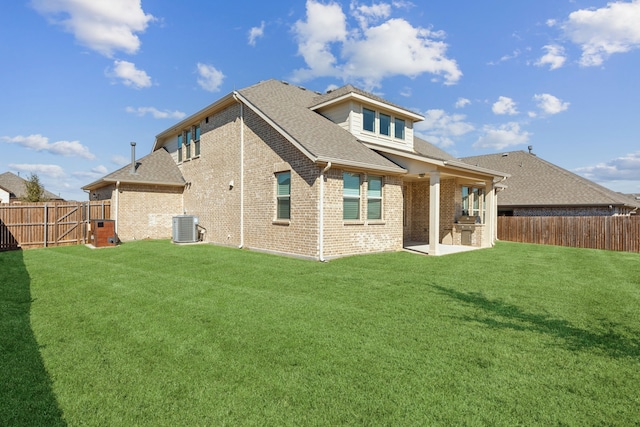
[83,80,508,259]
[462,150,640,216]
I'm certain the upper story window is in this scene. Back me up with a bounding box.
[177,134,183,162]
[394,118,405,140]
[185,129,192,159]
[362,107,405,141]
[194,125,201,157]
[379,113,391,136]
[363,108,375,132]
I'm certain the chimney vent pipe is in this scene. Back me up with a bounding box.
[130,142,136,174]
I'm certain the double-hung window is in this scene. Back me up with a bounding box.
[367,176,382,220]
[185,129,192,159]
[276,171,291,220]
[177,134,183,162]
[343,172,361,220]
[394,118,405,140]
[363,108,375,133]
[379,113,391,136]
[194,125,201,157]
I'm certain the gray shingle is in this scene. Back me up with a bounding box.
[83,148,185,190]
[237,80,405,173]
[0,171,63,201]
[461,151,640,208]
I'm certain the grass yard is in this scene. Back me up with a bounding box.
[1,240,639,426]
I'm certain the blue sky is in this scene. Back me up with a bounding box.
[2,0,639,201]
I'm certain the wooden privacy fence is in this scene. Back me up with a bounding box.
[498,216,640,253]
[0,201,111,251]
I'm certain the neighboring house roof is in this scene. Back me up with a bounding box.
[83,148,185,191]
[461,151,640,209]
[0,171,63,201]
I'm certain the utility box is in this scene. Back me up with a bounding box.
[91,220,117,247]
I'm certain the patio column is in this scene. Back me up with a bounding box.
[486,183,496,247]
[429,172,440,255]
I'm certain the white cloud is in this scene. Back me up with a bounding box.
[109,60,152,88]
[111,155,130,166]
[415,109,474,147]
[293,0,348,80]
[31,0,155,57]
[9,163,66,179]
[563,0,640,66]
[492,96,519,115]
[248,21,265,46]
[196,63,225,92]
[350,1,392,28]
[575,151,640,182]
[2,134,95,159]
[455,97,471,108]
[292,0,461,90]
[72,165,109,179]
[126,106,186,120]
[535,44,566,70]
[473,122,531,150]
[533,93,570,115]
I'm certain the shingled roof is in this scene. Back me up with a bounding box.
[83,148,185,191]
[0,171,63,201]
[461,150,640,209]
[236,80,406,173]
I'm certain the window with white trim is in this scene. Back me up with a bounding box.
[177,134,183,162]
[379,113,391,136]
[276,171,291,220]
[363,108,375,132]
[394,118,405,139]
[185,129,192,159]
[462,186,485,223]
[367,176,383,220]
[194,125,201,157]
[343,172,361,220]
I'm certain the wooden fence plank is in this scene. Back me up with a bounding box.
[497,216,640,253]
[0,201,111,251]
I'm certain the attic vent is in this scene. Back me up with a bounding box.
[172,215,198,243]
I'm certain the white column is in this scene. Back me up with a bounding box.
[429,172,440,255]
[486,183,496,247]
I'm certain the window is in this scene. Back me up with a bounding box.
[363,108,375,132]
[177,134,183,162]
[367,176,382,220]
[394,118,405,140]
[343,172,361,220]
[185,129,192,159]
[276,171,291,220]
[462,186,485,223]
[379,113,391,136]
[194,125,201,157]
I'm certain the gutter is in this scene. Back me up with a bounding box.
[233,92,245,249]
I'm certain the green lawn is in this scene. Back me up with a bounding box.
[1,240,639,426]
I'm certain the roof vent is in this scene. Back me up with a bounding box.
[502,153,508,157]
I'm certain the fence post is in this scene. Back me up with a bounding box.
[43,203,48,248]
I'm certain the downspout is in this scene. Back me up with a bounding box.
[115,181,120,234]
[233,92,245,249]
[319,162,332,262]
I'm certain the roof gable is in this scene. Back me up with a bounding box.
[0,171,63,201]
[461,151,640,208]
[83,148,185,190]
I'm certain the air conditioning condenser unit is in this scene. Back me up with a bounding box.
[172,215,198,243]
